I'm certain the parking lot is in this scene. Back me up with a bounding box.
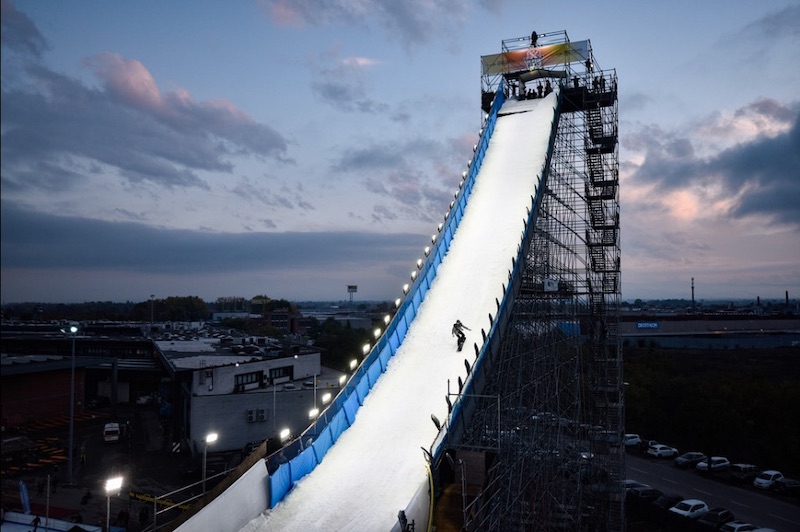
[1,403,228,530]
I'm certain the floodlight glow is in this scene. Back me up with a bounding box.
[105,476,123,493]
[383,314,390,325]
[473,144,477,152]
[424,246,430,256]
[394,298,401,308]
[462,171,467,178]
[280,428,290,441]
[339,375,346,385]
[350,359,357,370]
[322,393,331,405]
[362,343,370,354]
[309,408,319,419]
[431,234,437,244]
[411,271,417,280]
[403,284,409,294]
[205,432,218,444]
[416,259,423,269]
[69,325,78,334]
[373,328,381,339]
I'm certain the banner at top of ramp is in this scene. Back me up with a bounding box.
[481,40,589,75]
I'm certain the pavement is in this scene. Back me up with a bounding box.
[1,405,221,531]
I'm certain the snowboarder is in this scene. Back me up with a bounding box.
[452,320,471,351]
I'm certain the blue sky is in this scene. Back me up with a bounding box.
[2,0,799,304]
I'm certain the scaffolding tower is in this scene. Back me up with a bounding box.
[433,31,623,531]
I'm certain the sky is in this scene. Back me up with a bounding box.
[242,94,558,531]
[1,0,799,305]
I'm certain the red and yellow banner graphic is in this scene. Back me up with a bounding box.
[481,40,589,76]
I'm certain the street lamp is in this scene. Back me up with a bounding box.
[149,294,155,337]
[67,324,78,486]
[105,475,123,532]
[202,432,218,492]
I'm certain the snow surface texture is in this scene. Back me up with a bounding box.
[241,92,558,531]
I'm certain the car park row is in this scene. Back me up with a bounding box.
[624,433,797,531]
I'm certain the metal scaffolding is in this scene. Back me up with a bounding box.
[433,31,622,531]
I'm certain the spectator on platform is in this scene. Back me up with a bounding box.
[531,31,538,47]
[537,82,544,98]
[544,80,552,96]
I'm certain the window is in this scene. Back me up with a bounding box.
[235,371,262,386]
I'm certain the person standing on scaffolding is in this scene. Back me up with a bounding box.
[452,320,470,351]
[531,31,538,47]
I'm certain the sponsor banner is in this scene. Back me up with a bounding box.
[481,40,589,76]
[636,322,659,330]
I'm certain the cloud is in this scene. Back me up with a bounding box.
[262,0,471,46]
[307,45,388,113]
[1,49,291,194]
[0,201,423,275]
[623,98,800,227]
[739,4,800,42]
[0,0,49,58]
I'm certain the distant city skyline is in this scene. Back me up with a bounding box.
[2,1,799,304]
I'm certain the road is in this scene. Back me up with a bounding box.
[626,453,800,531]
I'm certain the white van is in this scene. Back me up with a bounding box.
[103,422,121,443]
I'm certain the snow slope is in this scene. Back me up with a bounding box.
[241,92,558,531]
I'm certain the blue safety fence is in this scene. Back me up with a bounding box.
[263,86,507,509]
[431,83,564,464]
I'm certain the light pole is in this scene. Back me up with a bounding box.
[149,294,155,337]
[105,475,123,532]
[202,432,218,492]
[67,324,78,486]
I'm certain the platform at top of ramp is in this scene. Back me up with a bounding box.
[242,90,559,532]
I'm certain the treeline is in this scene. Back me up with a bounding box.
[624,347,800,476]
[3,296,210,322]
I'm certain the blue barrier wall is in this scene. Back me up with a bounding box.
[263,86,507,508]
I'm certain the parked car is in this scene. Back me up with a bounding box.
[652,493,685,511]
[674,451,706,469]
[720,522,757,532]
[697,507,736,528]
[772,476,800,497]
[696,456,731,473]
[753,470,784,489]
[638,439,658,452]
[727,463,759,483]
[103,422,122,443]
[647,444,679,458]
[626,486,663,504]
[668,499,709,519]
[624,434,641,447]
[624,479,648,493]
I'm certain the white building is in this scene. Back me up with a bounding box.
[158,339,346,454]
